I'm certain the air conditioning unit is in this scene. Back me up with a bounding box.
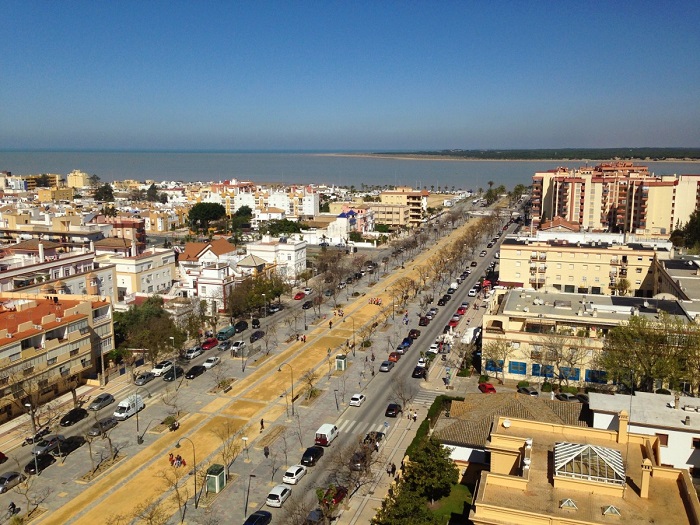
[55,317,62,322]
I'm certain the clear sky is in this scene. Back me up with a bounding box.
[2,1,699,151]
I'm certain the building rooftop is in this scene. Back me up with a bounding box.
[590,391,700,432]
[501,236,672,253]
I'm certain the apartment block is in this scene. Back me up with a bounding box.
[246,236,307,280]
[379,187,428,226]
[96,247,176,301]
[368,203,410,229]
[531,162,700,235]
[498,234,673,297]
[0,292,114,423]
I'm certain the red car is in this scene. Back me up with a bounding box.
[448,318,460,327]
[322,485,348,507]
[388,352,401,363]
[478,382,497,393]
[201,338,218,350]
[294,291,306,300]
[457,306,467,315]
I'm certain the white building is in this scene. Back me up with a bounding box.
[246,236,307,281]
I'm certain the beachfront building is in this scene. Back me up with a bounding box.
[497,233,673,296]
[480,289,694,387]
[531,162,700,235]
[368,203,411,230]
[379,187,429,226]
[65,169,91,189]
[0,291,114,424]
[469,414,700,525]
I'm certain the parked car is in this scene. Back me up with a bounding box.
[32,435,65,456]
[409,329,420,338]
[349,449,370,472]
[203,356,220,369]
[282,464,307,485]
[478,383,497,394]
[437,297,447,306]
[388,352,401,363]
[442,294,452,302]
[300,446,324,466]
[448,318,460,328]
[385,403,402,417]
[416,357,428,368]
[250,330,265,343]
[268,303,282,313]
[24,453,55,475]
[0,471,23,493]
[53,436,85,457]
[555,393,579,402]
[447,287,456,294]
[517,386,539,397]
[363,431,385,447]
[88,416,118,437]
[24,427,50,446]
[304,287,313,295]
[349,394,366,407]
[251,318,261,329]
[412,366,427,379]
[88,393,115,411]
[185,346,203,359]
[151,360,173,377]
[234,320,248,333]
[468,288,477,297]
[457,306,467,315]
[185,365,206,379]
[231,340,246,355]
[0,452,6,464]
[302,300,313,310]
[379,361,394,372]
[471,261,478,267]
[163,366,185,382]
[134,372,155,385]
[59,408,88,427]
[418,316,429,326]
[480,250,487,257]
[243,511,272,525]
[201,338,219,350]
[321,485,348,509]
[294,291,306,300]
[266,484,292,508]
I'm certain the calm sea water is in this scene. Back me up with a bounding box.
[1,150,699,190]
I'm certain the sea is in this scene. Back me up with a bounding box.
[1,150,700,190]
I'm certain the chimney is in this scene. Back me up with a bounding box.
[38,242,45,261]
[131,238,137,257]
[640,458,652,498]
[675,393,680,410]
[685,415,691,426]
[90,240,95,253]
[617,410,629,444]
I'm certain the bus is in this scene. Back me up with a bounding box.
[216,326,236,341]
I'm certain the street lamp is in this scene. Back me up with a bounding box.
[278,363,294,416]
[138,418,162,445]
[169,336,175,354]
[343,316,356,357]
[242,436,249,460]
[134,387,152,443]
[175,437,198,509]
[333,389,339,411]
[245,473,256,517]
[24,402,40,476]
[262,294,266,318]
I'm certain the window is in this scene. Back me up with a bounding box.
[509,361,526,375]
[583,265,588,270]
[532,363,554,378]
[656,433,669,447]
[515,272,521,278]
[638,257,643,261]
[585,369,607,383]
[692,438,700,449]
[595,265,600,271]
[556,275,561,281]
[569,264,574,270]
[485,360,503,373]
[568,276,574,282]
[516,261,521,267]
[635,280,641,285]
[559,367,580,381]
[557,263,562,269]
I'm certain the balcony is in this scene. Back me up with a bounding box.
[528,276,546,285]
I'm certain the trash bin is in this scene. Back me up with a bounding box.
[206,464,226,494]
[335,354,347,371]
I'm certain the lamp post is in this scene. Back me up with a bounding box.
[138,418,162,445]
[278,363,294,416]
[175,437,198,509]
[24,402,40,476]
[242,436,249,460]
[343,316,356,357]
[134,387,152,443]
[245,473,256,517]
[169,336,175,354]
[262,294,266,318]
[333,389,339,411]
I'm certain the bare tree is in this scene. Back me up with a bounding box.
[481,337,512,382]
[210,419,242,478]
[159,465,190,524]
[11,462,53,519]
[162,386,182,419]
[301,369,319,399]
[391,376,418,411]
[261,325,278,356]
[280,429,290,465]
[326,442,384,498]
[131,496,169,525]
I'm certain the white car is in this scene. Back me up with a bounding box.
[266,484,292,507]
[282,464,307,485]
[428,343,440,354]
[150,360,173,377]
[349,394,366,407]
[416,358,427,368]
[304,287,313,295]
[185,346,203,360]
[203,356,220,369]
[230,341,246,355]
[468,288,477,297]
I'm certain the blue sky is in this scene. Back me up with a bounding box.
[2,1,699,150]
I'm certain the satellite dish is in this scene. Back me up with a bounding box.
[502,419,512,428]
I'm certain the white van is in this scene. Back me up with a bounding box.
[314,424,339,446]
[113,394,145,421]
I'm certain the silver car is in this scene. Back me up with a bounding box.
[0,471,24,493]
[88,416,118,437]
[31,435,65,456]
[134,372,155,386]
[88,393,115,411]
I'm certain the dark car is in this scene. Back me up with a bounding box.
[363,431,385,447]
[302,300,313,309]
[24,453,55,475]
[408,329,421,339]
[234,320,248,333]
[517,386,539,397]
[412,366,427,379]
[385,403,402,417]
[53,435,86,456]
[437,297,447,306]
[447,287,456,294]
[0,452,6,464]
[442,294,452,302]
[185,365,206,379]
[300,445,325,467]
[250,330,265,343]
[88,393,115,411]
[268,304,282,314]
[218,340,232,352]
[24,426,50,446]
[163,366,185,382]
[59,408,88,427]
[418,316,429,326]
[470,261,478,267]
[252,318,261,329]
[243,511,272,525]
[350,449,370,472]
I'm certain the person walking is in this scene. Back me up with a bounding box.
[264,446,270,459]
[391,463,397,477]
[412,411,418,422]
[260,419,265,432]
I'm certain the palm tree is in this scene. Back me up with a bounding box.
[487,180,494,190]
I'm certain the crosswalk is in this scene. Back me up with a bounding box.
[413,388,440,407]
[336,418,390,439]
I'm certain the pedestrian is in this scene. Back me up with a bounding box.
[391,463,397,477]
[260,419,265,432]
[181,458,186,468]
[303,335,306,342]
[264,446,270,459]
[329,320,333,329]
[386,465,392,476]
[413,411,418,422]
[371,352,375,361]
[169,453,174,466]
[175,455,182,468]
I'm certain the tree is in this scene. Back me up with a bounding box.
[259,219,302,236]
[391,377,418,411]
[481,337,512,382]
[372,488,441,525]
[88,173,101,188]
[188,203,226,233]
[615,278,630,296]
[402,437,458,503]
[146,184,159,202]
[93,184,115,202]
